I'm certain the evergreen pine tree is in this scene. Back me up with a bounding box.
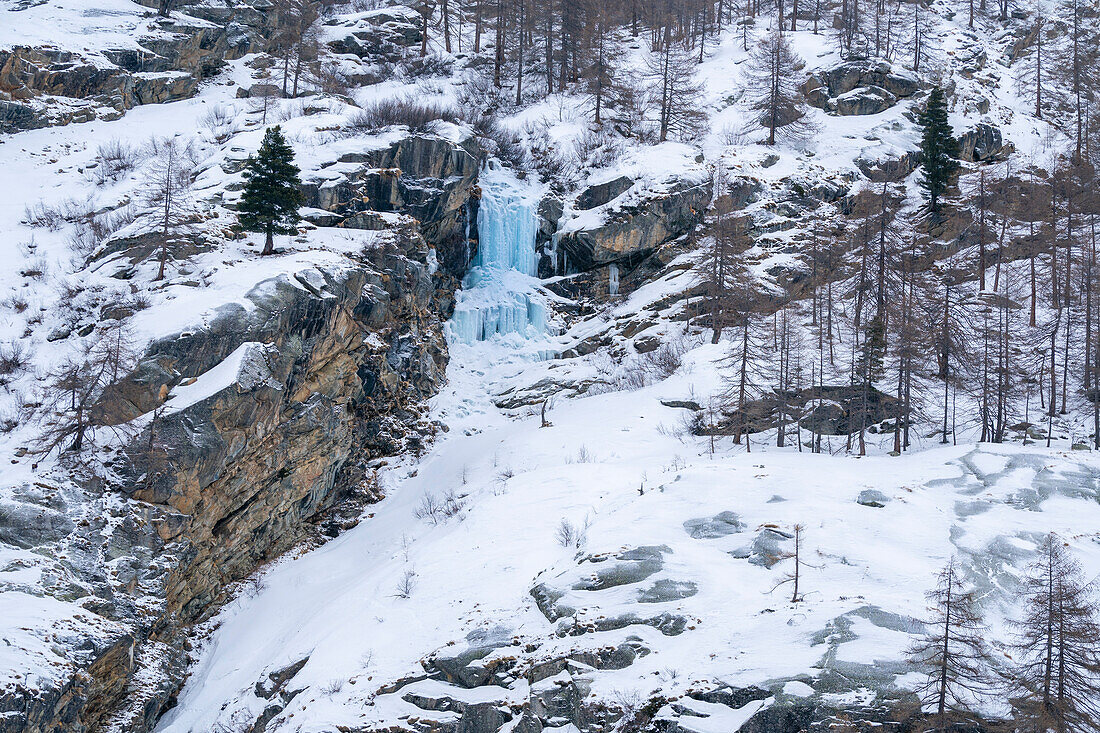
[238,126,303,255]
[917,87,960,212]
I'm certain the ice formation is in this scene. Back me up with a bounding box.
[449,172,547,344]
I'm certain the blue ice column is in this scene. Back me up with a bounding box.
[449,182,547,344]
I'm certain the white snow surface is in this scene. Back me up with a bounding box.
[0,0,1094,728]
[155,328,1100,730]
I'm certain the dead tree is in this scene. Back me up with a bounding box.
[770,524,813,602]
[908,559,991,732]
[1010,533,1100,733]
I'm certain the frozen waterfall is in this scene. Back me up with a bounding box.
[448,173,547,344]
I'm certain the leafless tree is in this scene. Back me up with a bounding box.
[908,559,992,732]
[646,27,706,142]
[770,524,813,602]
[745,29,813,146]
[32,322,136,455]
[143,137,197,282]
[1010,533,1100,732]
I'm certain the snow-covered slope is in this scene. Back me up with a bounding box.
[1,0,1098,729]
[157,332,1100,731]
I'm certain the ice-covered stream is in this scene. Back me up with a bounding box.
[448,170,549,344]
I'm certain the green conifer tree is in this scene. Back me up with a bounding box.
[238,126,303,255]
[917,87,960,212]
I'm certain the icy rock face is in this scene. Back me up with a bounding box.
[448,173,548,344]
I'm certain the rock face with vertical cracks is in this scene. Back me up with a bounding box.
[299,133,482,276]
[0,227,454,732]
[115,249,447,624]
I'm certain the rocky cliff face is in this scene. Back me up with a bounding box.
[0,222,458,732]
[300,133,481,276]
[0,9,267,132]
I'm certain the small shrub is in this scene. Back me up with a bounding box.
[475,119,529,170]
[92,140,140,185]
[639,337,689,382]
[575,127,623,169]
[68,205,136,256]
[414,492,442,524]
[0,409,18,433]
[320,679,344,696]
[0,341,29,384]
[23,200,68,230]
[555,517,589,549]
[3,296,29,314]
[310,60,356,96]
[199,106,240,144]
[19,256,47,279]
[394,568,417,598]
[400,52,454,79]
[346,97,461,134]
[441,488,465,518]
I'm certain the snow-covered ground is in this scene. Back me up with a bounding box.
[1,0,1096,728]
[156,325,1100,731]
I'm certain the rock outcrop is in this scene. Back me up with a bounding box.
[804,60,920,115]
[0,227,454,732]
[957,122,1006,162]
[327,5,423,63]
[554,172,712,272]
[0,8,267,132]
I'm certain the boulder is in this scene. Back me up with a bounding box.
[638,579,698,603]
[957,122,1004,162]
[821,60,919,98]
[683,511,744,539]
[855,150,921,182]
[857,489,891,507]
[834,85,896,116]
[730,527,792,568]
[428,626,514,688]
[328,6,422,61]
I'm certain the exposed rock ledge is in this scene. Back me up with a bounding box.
[553,167,713,273]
